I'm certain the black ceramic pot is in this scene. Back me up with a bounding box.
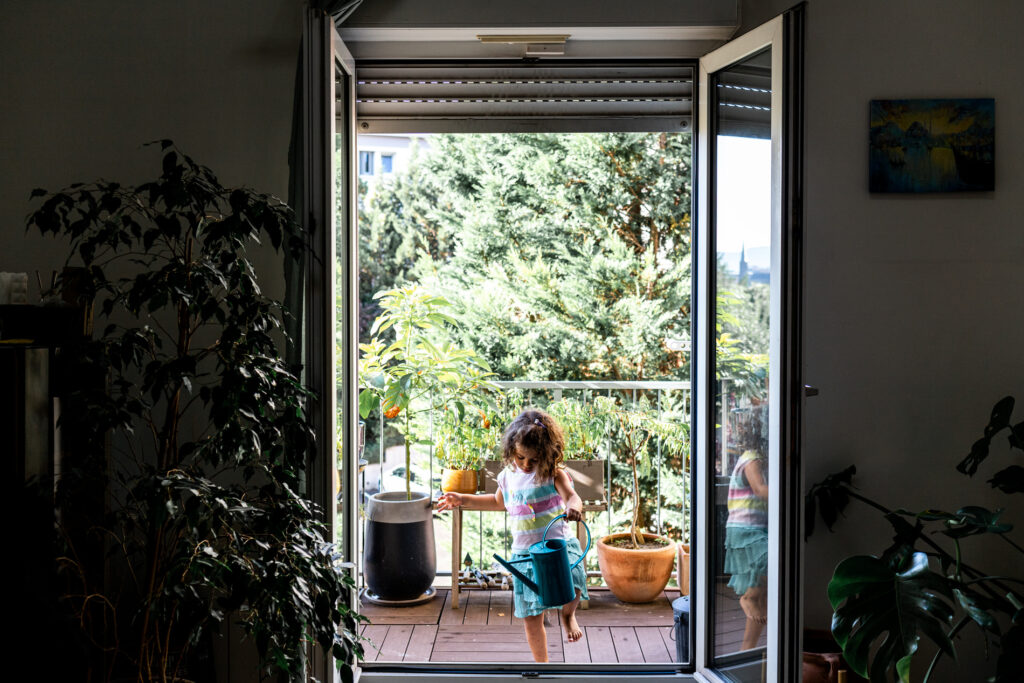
[363,491,436,601]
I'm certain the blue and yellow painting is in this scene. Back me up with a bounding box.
[869,98,994,192]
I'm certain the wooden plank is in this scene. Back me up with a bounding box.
[636,626,673,663]
[463,588,490,625]
[586,625,615,663]
[358,589,445,625]
[659,625,681,663]
[563,625,591,663]
[610,626,645,663]
[403,624,436,662]
[574,591,674,627]
[439,588,465,625]
[488,590,514,625]
[377,624,413,662]
[432,624,562,662]
[430,650,562,662]
[360,624,389,662]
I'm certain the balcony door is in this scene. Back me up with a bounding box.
[694,9,803,682]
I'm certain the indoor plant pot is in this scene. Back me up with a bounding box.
[596,532,677,603]
[363,490,436,601]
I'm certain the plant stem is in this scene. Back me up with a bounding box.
[922,615,969,683]
[405,409,411,501]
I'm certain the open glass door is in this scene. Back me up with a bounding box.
[333,21,362,682]
[695,9,803,682]
[297,8,360,679]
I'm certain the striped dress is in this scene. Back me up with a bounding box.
[498,466,573,552]
[724,450,769,596]
[497,465,589,616]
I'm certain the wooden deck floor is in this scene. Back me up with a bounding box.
[358,582,763,664]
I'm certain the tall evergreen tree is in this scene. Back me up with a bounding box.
[359,132,693,381]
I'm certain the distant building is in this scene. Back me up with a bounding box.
[357,133,431,186]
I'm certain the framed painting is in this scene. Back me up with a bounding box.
[869,98,994,192]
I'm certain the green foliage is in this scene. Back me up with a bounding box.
[357,132,693,382]
[435,408,499,470]
[808,396,1024,682]
[546,397,614,459]
[358,285,498,494]
[829,552,955,682]
[30,141,363,682]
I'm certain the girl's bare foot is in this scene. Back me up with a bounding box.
[561,610,583,642]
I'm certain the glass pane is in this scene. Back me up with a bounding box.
[710,48,772,674]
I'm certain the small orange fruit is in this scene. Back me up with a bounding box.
[384,405,401,419]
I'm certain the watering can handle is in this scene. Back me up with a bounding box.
[542,513,591,571]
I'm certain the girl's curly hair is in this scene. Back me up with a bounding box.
[500,408,565,480]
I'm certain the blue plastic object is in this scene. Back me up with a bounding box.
[672,595,690,662]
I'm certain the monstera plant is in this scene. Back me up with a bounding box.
[29,141,362,682]
[806,396,1024,683]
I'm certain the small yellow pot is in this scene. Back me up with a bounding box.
[441,468,478,494]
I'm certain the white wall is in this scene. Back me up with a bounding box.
[0,0,301,300]
[741,1,1024,679]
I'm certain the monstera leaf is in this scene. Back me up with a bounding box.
[829,552,955,682]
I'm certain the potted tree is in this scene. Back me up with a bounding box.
[358,285,495,603]
[596,399,689,603]
[29,141,362,681]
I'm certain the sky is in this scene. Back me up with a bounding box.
[715,135,772,268]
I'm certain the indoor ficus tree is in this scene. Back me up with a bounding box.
[29,141,363,682]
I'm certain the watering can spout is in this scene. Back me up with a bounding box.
[492,554,539,593]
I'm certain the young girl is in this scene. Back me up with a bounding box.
[724,406,769,650]
[437,408,589,662]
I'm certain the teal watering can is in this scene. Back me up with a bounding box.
[493,514,591,608]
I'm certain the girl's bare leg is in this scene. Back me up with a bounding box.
[739,585,767,649]
[523,614,548,662]
[560,590,583,642]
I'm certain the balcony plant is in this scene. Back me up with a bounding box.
[596,397,690,603]
[547,396,614,460]
[357,285,496,602]
[806,395,1023,682]
[435,407,499,494]
[29,141,363,682]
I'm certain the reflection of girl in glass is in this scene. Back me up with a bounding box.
[724,405,768,650]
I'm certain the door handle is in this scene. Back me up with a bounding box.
[803,384,819,397]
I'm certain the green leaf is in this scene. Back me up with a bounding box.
[988,466,1024,494]
[828,552,955,680]
[358,389,379,419]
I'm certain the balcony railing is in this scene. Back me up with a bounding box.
[358,379,692,584]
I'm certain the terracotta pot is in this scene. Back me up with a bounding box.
[441,468,478,494]
[596,532,676,603]
[676,542,690,595]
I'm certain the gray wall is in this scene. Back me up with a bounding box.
[741,0,1024,679]
[0,0,300,299]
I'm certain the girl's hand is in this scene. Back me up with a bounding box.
[437,492,463,512]
[565,505,583,522]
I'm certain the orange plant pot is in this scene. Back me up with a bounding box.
[441,468,478,494]
[596,532,677,603]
